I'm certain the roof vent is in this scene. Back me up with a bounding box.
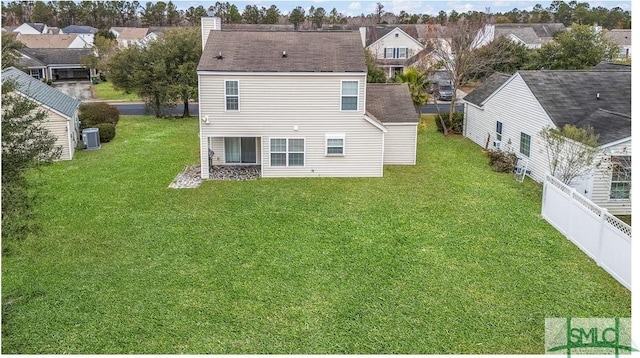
[282,50,287,58]
[216,52,224,60]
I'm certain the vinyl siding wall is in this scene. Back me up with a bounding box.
[383,124,417,164]
[368,28,423,60]
[464,73,555,183]
[590,140,632,215]
[40,105,74,160]
[198,73,384,178]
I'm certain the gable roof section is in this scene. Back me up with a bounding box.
[495,27,539,46]
[16,33,85,48]
[26,22,46,33]
[1,67,81,118]
[20,48,94,65]
[604,29,631,46]
[462,72,511,107]
[116,27,151,40]
[366,83,418,123]
[518,70,630,145]
[364,25,423,48]
[198,31,366,73]
[573,109,631,145]
[62,25,98,34]
[494,23,566,43]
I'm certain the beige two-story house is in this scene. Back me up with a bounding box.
[197,17,419,179]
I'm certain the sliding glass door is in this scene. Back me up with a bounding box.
[224,137,257,164]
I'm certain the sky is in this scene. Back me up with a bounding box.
[174,0,633,17]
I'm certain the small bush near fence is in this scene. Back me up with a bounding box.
[434,112,464,134]
[486,149,517,173]
[79,102,120,129]
[95,123,116,143]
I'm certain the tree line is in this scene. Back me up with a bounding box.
[1,1,631,30]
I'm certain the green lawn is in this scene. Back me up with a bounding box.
[92,81,141,101]
[2,116,630,354]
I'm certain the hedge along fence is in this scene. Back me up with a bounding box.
[79,102,120,143]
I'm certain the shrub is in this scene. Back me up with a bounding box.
[78,102,120,130]
[95,123,116,143]
[486,149,517,172]
[434,112,464,134]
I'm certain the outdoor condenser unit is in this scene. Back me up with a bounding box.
[82,128,100,150]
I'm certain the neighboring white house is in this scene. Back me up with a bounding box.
[12,22,48,35]
[463,70,631,215]
[109,26,167,48]
[360,25,432,78]
[604,29,631,59]
[197,17,418,179]
[474,23,566,49]
[1,67,81,161]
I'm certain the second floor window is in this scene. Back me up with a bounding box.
[225,80,239,111]
[384,47,408,59]
[341,81,358,111]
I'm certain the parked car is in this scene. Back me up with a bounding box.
[436,84,454,101]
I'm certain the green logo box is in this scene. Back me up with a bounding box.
[546,318,636,356]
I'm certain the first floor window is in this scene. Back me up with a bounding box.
[326,134,345,156]
[225,80,239,111]
[496,121,503,141]
[270,138,305,167]
[224,137,257,164]
[341,81,358,111]
[610,156,631,199]
[520,132,531,157]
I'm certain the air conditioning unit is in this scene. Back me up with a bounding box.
[82,128,100,150]
[492,140,502,149]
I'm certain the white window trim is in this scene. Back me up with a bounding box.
[519,132,531,157]
[609,155,631,200]
[340,80,359,112]
[269,137,306,168]
[496,121,503,142]
[224,79,239,112]
[325,133,345,156]
[223,137,258,165]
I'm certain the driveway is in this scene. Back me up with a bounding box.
[52,81,94,101]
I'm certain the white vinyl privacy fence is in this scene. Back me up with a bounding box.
[541,174,631,290]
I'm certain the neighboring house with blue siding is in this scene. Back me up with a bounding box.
[463,69,631,215]
[1,67,81,161]
[197,17,418,179]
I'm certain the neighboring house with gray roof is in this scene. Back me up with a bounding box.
[18,48,96,82]
[359,24,434,78]
[1,67,81,160]
[475,23,566,49]
[463,70,631,214]
[197,16,418,179]
[12,22,48,35]
[604,29,631,59]
[62,24,98,45]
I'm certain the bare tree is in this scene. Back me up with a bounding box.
[375,3,384,24]
[540,124,600,185]
[427,17,512,135]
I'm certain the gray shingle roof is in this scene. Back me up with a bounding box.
[1,67,80,118]
[462,72,511,106]
[26,22,46,33]
[518,70,631,130]
[198,31,366,73]
[20,48,94,65]
[62,25,98,34]
[495,27,540,45]
[593,62,631,71]
[573,109,631,145]
[366,83,418,123]
[494,23,566,43]
[604,29,631,46]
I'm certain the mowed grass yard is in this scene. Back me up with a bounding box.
[92,81,140,101]
[2,116,630,354]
